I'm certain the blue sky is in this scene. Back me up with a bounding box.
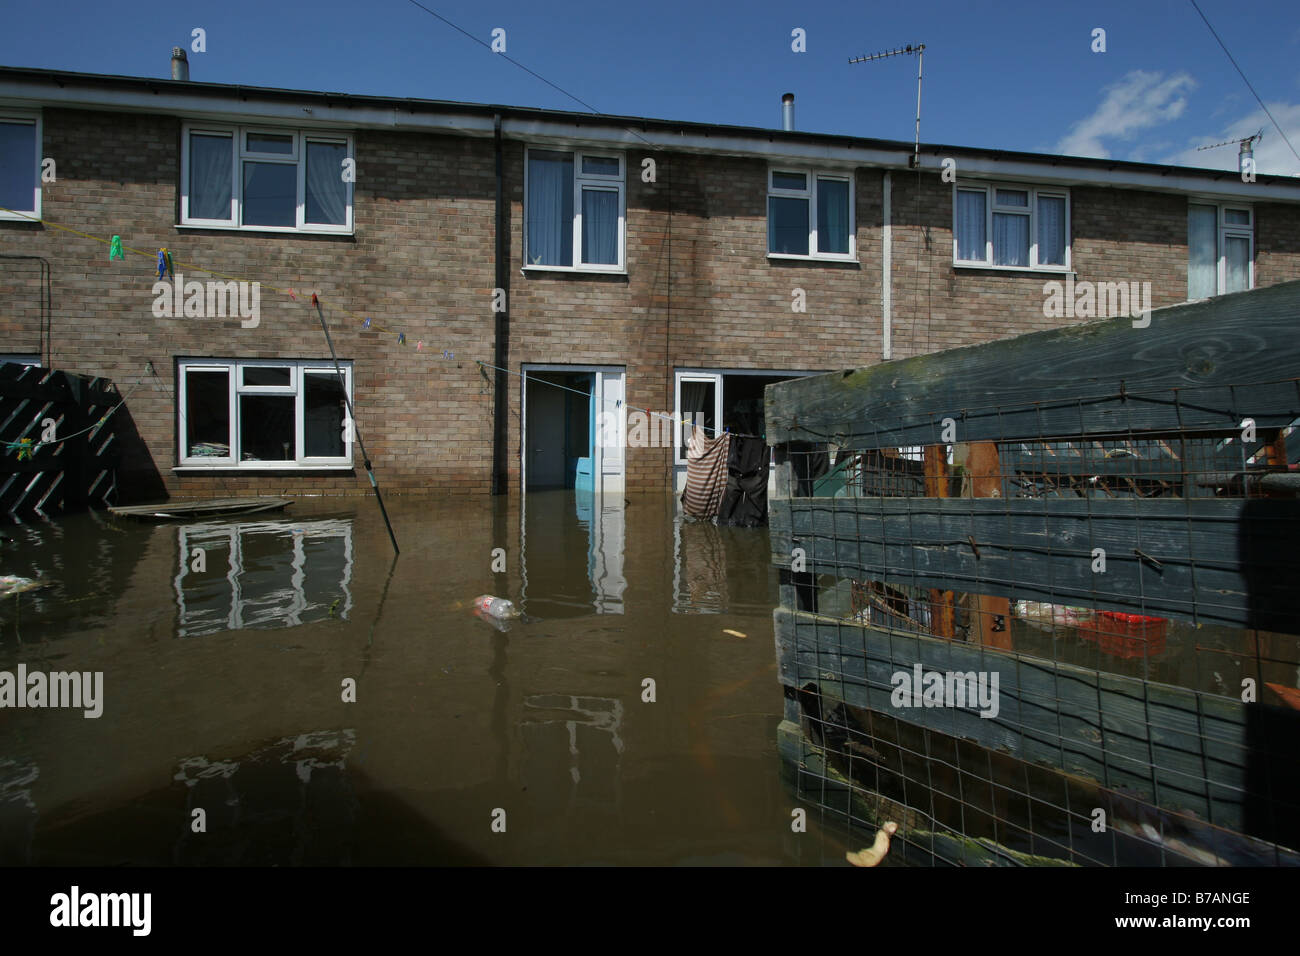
[3,0,1298,174]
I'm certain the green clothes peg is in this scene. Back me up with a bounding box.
[109,236,124,260]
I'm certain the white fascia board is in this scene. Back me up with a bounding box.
[4,78,1297,200]
[917,154,1300,203]
[0,81,497,136]
[500,118,900,168]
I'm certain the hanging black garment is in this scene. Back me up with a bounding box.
[788,440,830,496]
[717,435,769,527]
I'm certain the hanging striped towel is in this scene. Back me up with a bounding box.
[681,430,731,519]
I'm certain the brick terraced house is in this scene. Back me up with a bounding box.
[1,58,1298,499]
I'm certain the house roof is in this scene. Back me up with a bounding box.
[1,64,1295,201]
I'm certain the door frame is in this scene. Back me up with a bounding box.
[671,367,820,494]
[522,363,625,494]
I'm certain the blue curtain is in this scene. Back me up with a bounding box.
[306,141,347,226]
[1037,196,1066,266]
[955,190,986,261]
[0,121,36,212]
[768,197,808,255]
[993,213,1029,266]
[582,187,618,264]
[189,132,233,220]
[528,151,573,266]
[817,179,849,254]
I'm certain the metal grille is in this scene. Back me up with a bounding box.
[768,291,1300,867]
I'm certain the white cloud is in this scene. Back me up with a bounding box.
[1057,70,1196,159]
[1164,101,1300,176]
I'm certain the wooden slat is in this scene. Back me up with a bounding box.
[964,442,1013,649]
[769,495,1300,633]
[108,497,293,520]
[923,445,955,639]
[765,279,1300,448]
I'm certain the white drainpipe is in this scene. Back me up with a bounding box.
[882,170,892,361]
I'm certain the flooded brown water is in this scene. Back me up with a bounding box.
[0,492,869,866]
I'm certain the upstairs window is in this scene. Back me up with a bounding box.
[181,124,353,233]
[1188,203,1253,298]
[954,183,1069,270]
[526,148,625,270]
[0,111,41,220]
[767,169,854,259]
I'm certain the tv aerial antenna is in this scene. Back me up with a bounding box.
[849,43,926,167]
[1195,128,1263,176]
[1195,128,1263,152]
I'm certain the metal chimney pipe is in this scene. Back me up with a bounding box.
[171,47,189,81]
[782,93,795,131]
[1239,139,1254,177]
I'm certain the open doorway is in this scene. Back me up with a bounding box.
[522,365,625,493]
[525,370,594,490]
[672,368,816,493]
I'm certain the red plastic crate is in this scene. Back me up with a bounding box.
[1078,611,1168,659]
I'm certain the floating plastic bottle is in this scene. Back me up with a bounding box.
[473,594,520,619]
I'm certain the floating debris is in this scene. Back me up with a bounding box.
[473,595,520,620]
[846,821,898,867]
[0,575,46,597]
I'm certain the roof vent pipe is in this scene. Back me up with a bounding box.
[171,47,189,82]
[1239,138,1254,178]
[782,93,795,131]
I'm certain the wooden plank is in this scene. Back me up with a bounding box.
[963,442,1013,649]
[772,607,1254,830]
[924,445,955,639]
[108,497,294,520]
[769,495,1300,633]
[765,279,1300,448]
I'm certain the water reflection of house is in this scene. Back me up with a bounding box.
[520,695,624,808]
[173,518,353,636]
[0,758,38,865]
[673,519,728,614]
[520,492,624,615]
[172,730,358,865]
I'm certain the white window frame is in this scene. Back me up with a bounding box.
[1188,200,1254,297]
[673,371,723,465]
[766,168,856,261]
[174,518,354,635]
[952,181,1071,272]
[180,123,354,234]
[523,147,626,273]
[0,110,42,221]
[672,368,819,466]
[177,358,354,470]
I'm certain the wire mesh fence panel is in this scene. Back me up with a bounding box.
[767,286,1300,867]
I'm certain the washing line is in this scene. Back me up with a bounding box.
[0,203,441,349]
[1,380,142,456]
[474,359,763,442]
[0,201,766,442]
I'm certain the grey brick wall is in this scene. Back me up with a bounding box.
[2,106,1297,497]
